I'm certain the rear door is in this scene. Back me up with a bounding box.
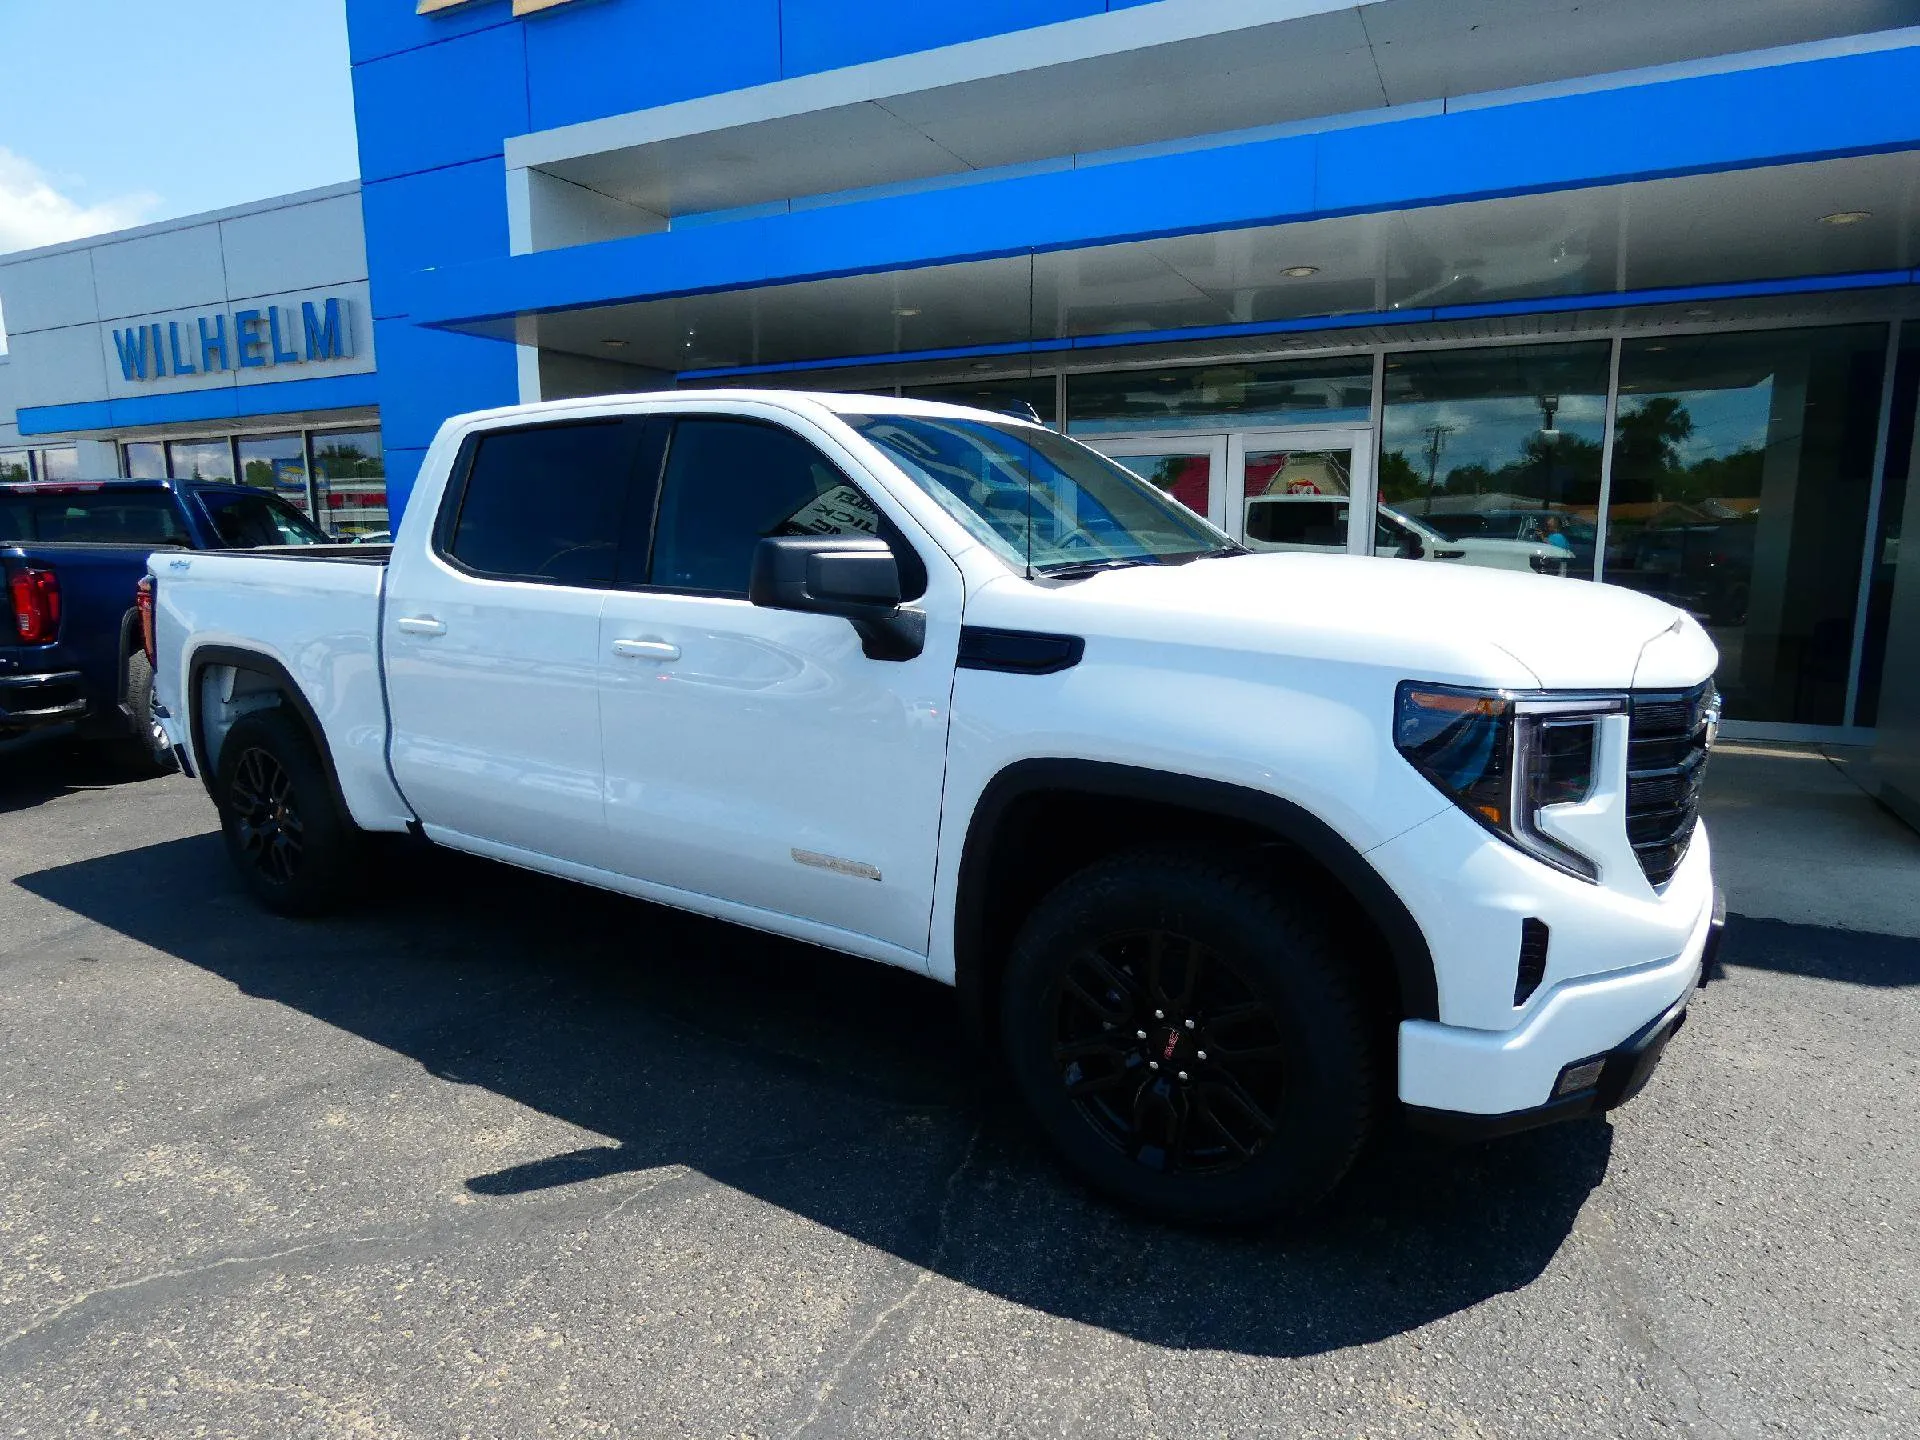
[382,417,651,865]
[593,412,961,958]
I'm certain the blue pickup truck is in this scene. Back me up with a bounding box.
[2,476,333,771]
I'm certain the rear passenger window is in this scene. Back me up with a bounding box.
[648,419,879,595]
[445,421,643,585]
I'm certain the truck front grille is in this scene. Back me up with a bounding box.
[1625,680,1717,889]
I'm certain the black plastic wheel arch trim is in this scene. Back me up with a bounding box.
[956,626,1084,675]
[185,646,353,821]
[953,758,1442,1049]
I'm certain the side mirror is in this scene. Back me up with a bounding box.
[749,535,925,662]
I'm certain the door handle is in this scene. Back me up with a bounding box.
[612,638,680,662]
[396,615,447,637]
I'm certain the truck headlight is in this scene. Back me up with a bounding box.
[1394,683,1625,882]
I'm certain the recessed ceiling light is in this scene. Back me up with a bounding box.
[1647,344,1668,352]
[892,307,922,317]
[1283,265,1320,278]
[970,361,993,370]
[601,338,629,348]
[1820,210,1872,227]
[1687,308,1713,318]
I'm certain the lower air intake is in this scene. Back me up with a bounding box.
[1515,917,1550,1006]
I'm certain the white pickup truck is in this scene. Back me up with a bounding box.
[150,391,1723,1224]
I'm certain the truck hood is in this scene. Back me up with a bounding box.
[970,552,1717,690]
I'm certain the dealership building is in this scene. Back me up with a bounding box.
[0,183,387,536]
[4,0,1920,790]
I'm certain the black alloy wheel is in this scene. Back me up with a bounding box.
[228,745,305,886]
[214,707,360,916]
[1002,849,1374,1225]
[1053,930,1287,1176]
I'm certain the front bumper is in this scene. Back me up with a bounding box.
[1398,883,1723,1132]
[0,671,89,731]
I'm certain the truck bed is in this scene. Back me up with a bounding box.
[149,548,412,831]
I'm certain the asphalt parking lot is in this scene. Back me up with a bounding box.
[2,738,1916,1439]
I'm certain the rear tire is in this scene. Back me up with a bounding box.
[103,650,176,777]
[1000,849,1375,1226]
[215,708,359,916]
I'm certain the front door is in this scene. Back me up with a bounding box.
[1229,428,1376,555]
[1083,427,1377,554]
[594,412,960,962]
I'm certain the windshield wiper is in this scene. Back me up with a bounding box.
[1036,556,1162,579]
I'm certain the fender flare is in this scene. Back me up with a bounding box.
[952,758,1440,1032]
[184,644,353,819]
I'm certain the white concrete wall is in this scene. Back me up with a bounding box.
[0,184,373,435]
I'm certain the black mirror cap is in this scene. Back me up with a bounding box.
[749,535,924,662]
[807,544,903,606]
[750,535,901,609]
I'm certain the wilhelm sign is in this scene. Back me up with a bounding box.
[111,297,352,383]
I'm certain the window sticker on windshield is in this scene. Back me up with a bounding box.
[776,483,879,537]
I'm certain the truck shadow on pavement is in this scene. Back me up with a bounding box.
[21,833,1617,1359]
[0,734,155,815]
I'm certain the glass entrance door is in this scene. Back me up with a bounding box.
[1084,433,1230,531]
[1229,428,1375,554]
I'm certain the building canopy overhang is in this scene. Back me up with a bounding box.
[406,39,1920,381]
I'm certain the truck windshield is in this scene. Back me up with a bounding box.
[847,412,1235,575]
[0,488,193,546]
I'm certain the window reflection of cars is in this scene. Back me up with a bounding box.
[1420,508,1596,573]
[1605,519,1754,625]
[1242,496,1571,574]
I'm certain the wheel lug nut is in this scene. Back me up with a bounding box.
[1154,1009,1165,1020]
[1136,1030,1148,1040]
[1177,1071,1188,1082]
[1149,1061,1160,1071]
[1196,1050,1208,1061]
[1183,1019,1195,1030]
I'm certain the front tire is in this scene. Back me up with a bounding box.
[1000,850,1375,1226]
[215,708,359,916]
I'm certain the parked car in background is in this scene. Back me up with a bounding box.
[151,392,1722,1226]
[1244,496,1573,574]
[1418,508,1598,576]
[1,477,334,770]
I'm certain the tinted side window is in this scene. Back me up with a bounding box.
[649,419,879,595]
[446,421,642,585]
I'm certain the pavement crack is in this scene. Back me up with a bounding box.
[783,1121,982,1440]
[0,1232,389,1359]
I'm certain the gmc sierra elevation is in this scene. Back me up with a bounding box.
[150,392,1722,1223]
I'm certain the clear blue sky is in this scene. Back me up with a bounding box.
[0,0,358,254]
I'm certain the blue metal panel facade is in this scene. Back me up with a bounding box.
[346,0,1184,511]
[776,0,1106,75]
[405,46,1920,331]
[346,0,1920,515]
[17,373,382,438]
